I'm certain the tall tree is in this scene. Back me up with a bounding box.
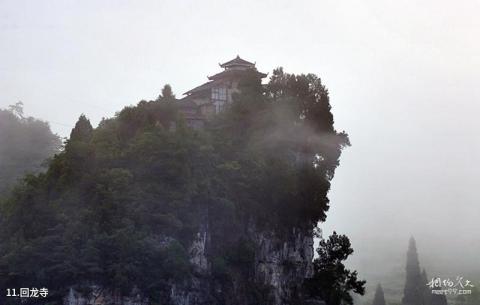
[304,232,365,305]
[402,245,449,305]
[402,236,423,305]
[157,84,176,101]
[69,114,93,142]
[373,284,386,305]
[402,237,424,305]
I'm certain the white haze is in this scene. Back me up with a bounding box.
[1,0,479,286]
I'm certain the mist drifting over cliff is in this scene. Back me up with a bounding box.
[1,0,479,303]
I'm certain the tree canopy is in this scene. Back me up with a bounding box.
[304,232,366,305]
[402,237,423,305]
[0,102,61,195]
[402,237,449,305]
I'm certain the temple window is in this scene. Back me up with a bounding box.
[212,87,227,113]
[212,87,227,101]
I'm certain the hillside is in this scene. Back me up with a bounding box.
[0,69,350,305]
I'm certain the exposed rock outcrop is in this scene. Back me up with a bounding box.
[64,224,317,305]
[253,227,315,304]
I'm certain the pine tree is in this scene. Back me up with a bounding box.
[70,114,93,142]
[402,237,424,305]
[161,84,174,98]
[421,269,431,305]
[372,284,386,305]
[65,114,95,176]
[157,84,175,101]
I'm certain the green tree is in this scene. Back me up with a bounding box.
[402,237,424,305]
[0,104,60,194]
[69,114,93,142]
[8,101,24,118]
[159,84,175,100]
[304,232,365,305]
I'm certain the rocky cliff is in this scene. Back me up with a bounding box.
[65,222,317,305]
[1,70,346,305]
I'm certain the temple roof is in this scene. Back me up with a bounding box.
[183,56,267,95]
[183,80,218,95]
[208,68,267,81]
[219,55,255,68]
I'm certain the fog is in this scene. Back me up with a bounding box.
[1,0,479,287]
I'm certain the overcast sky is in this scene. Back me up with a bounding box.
[1,0,479,281]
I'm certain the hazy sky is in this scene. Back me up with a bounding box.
[1,0,479,281]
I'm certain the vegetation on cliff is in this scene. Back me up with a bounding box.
[0,102,61,195]
[0,69,357,304]
[305,232,366,305]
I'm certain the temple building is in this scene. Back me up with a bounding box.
[178,56,267,128]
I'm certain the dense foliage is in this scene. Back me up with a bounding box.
[402,237,424,305]
[402,238,449,305]
[304,232,366,305]
[0,102,61,194]
[0,70,350,304]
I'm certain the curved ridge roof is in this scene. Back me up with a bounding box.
[219,55,255,68]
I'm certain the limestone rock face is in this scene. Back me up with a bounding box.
[64,224,316,305]
[188,229,209,272]
[253,227,315,305]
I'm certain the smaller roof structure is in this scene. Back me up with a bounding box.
[208,68,267,81]
[219,55,255,69]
